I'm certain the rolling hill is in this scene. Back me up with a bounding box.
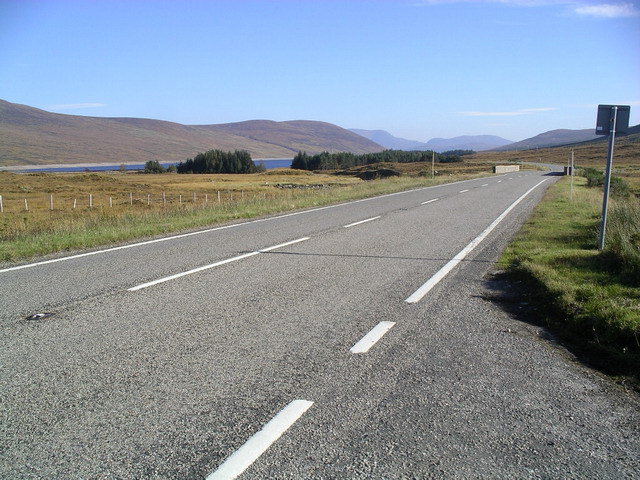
[493,128,601,151]
[0,100,383,167]
[493,125,640,151]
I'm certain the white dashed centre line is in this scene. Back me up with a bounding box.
[481,184,489,187]
[343,216,381,228]
[128,237,309,291]
[350,321,396,354]
[459,189,469,193]
[206,400,314,480]
[421,198,439,205]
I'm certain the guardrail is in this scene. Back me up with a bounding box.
[493,165,520,174]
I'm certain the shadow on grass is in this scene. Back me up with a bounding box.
[559,250,640,288]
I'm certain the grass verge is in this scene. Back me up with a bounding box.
[500,176,640,389]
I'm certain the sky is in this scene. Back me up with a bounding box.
[1,0,639,142]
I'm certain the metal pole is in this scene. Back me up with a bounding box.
[570,149,574,201]
[598,106,618,250]
[431,151,435,178]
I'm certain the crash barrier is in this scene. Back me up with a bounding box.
[493,165,520,174]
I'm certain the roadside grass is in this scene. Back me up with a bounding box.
[500,176,640,387]
[0,166,488,262]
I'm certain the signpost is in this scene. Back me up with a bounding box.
[595,104,630,250]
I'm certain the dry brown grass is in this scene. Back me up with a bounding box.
[0,169,360,213]
[1,167,493,261]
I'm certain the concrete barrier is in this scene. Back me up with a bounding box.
[493,165,520,174]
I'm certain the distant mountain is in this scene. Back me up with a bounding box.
[349,129,425,150]
[0,100,384,167]
[421,135,513,152]
[493,128,601,151]
[349,129,512,152]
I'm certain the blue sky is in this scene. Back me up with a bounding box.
[1,0,638,142]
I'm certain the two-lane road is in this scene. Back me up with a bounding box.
[2,169,639,479]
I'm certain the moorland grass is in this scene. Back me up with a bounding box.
[500,176,640,386]
[0,169,485,262]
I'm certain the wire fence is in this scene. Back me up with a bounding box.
[0,189,288,213]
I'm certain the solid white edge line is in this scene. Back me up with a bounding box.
[405,179,548,304]
[343,216,381,228]
[350,321,396,354]
[421,198,439,205]
[128,237,309,291]
[206,400,313,480]
[0,174,515,274]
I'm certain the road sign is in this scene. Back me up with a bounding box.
[596,104,630,135]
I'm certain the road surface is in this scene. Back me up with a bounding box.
[2,169,639,479]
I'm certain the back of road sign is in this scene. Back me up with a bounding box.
[596,105,631,135]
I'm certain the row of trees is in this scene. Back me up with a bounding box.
[290,149,473,171]
[176,149,264,174]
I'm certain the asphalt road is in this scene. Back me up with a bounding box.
[2,169,639,479]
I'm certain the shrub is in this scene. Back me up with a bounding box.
[580,167,629,198]
[143,160,165,174]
